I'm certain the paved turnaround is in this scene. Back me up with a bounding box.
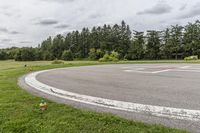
[19,64,200,132]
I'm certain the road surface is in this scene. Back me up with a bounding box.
[19,64,200,132]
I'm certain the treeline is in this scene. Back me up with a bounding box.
[1,20,200,61]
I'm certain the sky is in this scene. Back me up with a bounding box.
[0,0,199,48]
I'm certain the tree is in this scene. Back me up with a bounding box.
[169,25,184,59]
[183,21,200,57]
[118,21,131,58]
[15,48,38,61]
[145,30,161,59]
[79,28,90,58]
[40,36,53,60]
[160,28,172,59]
[126,31,144,60]
[0,50,8,60]
[51,34,64,59]
[62,50,73,61]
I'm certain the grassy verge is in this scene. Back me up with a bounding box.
[0,60,190,133]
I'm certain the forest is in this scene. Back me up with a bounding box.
[0,20,200,61]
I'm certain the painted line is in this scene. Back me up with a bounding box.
[180,66,191,69]
[184,68,200,70]
[124,70,153,74]
[175,69,200,73]
[25,69,200,121]
[136,68,145,70]
[124,69,172,74]
[151,69,172,74]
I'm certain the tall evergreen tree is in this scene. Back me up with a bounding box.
[145,30,161,59]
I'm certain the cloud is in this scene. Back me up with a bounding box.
[36,18,58,25]
[55,24,70,29]
[137,2,172,15]
[3,12,13,17]
[178,3,200,19]
[0,0,200,49]
[0,27,20,35]
[1,39,12,43]
[19,41,32,44]
[10,31,20,35]
[41,0,75,3]
[179,4,187,11]
[0,27,8,33]
[88,13,102,19]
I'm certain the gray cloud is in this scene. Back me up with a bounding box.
[1,39,12,42]
[19,41,32,44]
[179,3,200,19]
[88,13,102,19]
[0,5,21,18]
[0,27,8,33]
[55,24,70,29]
[41,0,75,3]
[179,4,187,11]
[137,2,172,15]
[3,12,13,17]
[0,27,20,35]
[10,31,20,34]
[36,18,58,25]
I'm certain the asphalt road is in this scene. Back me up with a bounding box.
[37,64,200,110]
[19,64,200,132]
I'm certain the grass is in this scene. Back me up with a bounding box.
[0,60,192,133]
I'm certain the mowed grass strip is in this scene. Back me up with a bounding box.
[0,60,190,133]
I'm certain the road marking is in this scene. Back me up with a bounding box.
[151,69,172,74]
[25,69,200,122]
[180,66,191,69]
[124,70,153,73]
[175,69,200,73]
[124,69,132,72]
[185,68,200,70]
[124,69,172,74]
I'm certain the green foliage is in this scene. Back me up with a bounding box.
[0,50,8,60]
[15,48,38,61]
[89,48,103,60]
[51,59,64,64]
[145,31,161,60]
[88,48,96,60]
[99,53,110,62]
[42,51,54,60]
[126,33,144,60]
[62,50,73,61]
[1,20,200,61]
[99,51,119,62]
[184,55,198,61]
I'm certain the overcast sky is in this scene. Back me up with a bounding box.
[0,0,199,48]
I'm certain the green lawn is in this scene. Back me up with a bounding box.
[0,60,191,133]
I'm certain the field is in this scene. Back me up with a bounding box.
[0,60,194,133]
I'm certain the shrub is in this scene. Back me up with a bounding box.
[99,53,110,62]
[62,50,73,61]
[89,48,103,60]
[184,55,198,61]
[88,48,96,60]
[52,59,64,64]
[99,51,119,62]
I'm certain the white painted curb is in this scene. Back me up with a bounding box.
[25,69,200,121]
